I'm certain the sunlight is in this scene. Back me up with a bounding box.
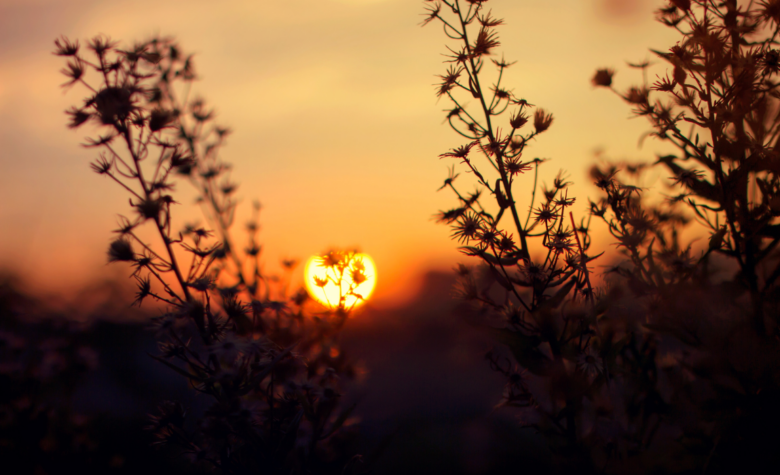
[304,251,377,309]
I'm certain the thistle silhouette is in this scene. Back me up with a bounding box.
[425,1,780,472]
[58,34,360,474]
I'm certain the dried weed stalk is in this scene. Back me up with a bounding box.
[426,0,780,472]
[57,35,361,474]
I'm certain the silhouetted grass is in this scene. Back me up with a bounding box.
[55,35,364,474]
[426,0,780,472]
[6,1,780,473]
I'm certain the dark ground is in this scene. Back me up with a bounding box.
[0,271,553,475]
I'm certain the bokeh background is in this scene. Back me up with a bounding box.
[0,0,680,308]
[2,1,725,473]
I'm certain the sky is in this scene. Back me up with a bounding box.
[0,0,680,307]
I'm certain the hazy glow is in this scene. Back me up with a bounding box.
[304,252,377,309]
[0,0,677,306]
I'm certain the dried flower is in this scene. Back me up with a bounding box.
[592,68,614,87]
[478,10,504,28]
[624,86,649,105]
[89,86,136,126]
[504,155,531,176]
[88,35,115,56]
[437,65,464,97]
[652,73,677,91]
[440,142,476,159]
[135,198,163,221]
[421,1,442,26]
[107,238,135,262]
[452,212,482,243]
[533,109,554,133]
[53,36,79,56]
[471,27,500,57]
[90,156,112,174]
[60,59,84,87]
[763,49,780,75]
[509,111,529,129]
[434,207,467,224]
[533,203,557,225]
[149,109,175,132]
[65,107,91,128]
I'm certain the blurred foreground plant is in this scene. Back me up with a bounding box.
[0,278,100,473]
[57,35,361,474]
[425,0,780,473]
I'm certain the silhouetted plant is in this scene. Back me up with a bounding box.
[57,35,361,474]
[592,0,780,333]
[423,0,596,305]
[425,1,780,473]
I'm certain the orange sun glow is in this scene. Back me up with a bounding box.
[303,251,377,309]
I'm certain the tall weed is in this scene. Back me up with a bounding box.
[57,35,362,474]
[425,1,780,472]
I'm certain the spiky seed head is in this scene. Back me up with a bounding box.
[592,68,614,87]
[108,238,135,262]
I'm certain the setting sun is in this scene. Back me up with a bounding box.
[304,251,377,309]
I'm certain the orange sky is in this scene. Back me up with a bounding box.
[0,0,681,307]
